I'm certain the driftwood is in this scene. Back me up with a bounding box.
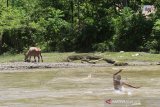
[66,55,128,66]
[67,55,116,64]
[67,55,102,62]
[114,62,128,66]
[81,57,104,64]
[103,58,115,64]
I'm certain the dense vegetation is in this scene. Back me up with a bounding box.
[0,0,160,53]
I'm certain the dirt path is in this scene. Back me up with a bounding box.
[0,61,159,71]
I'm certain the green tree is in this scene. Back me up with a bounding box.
[111,7,153,51]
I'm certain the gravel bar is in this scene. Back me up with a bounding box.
[0,61,159,71]
[0,62,112,70]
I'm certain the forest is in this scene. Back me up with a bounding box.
[0,0,160,53]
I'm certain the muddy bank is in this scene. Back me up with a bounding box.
[0,61,159,71]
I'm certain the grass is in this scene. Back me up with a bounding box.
[101,52,160,61]
[0,52,160,63]
[0,54,24,63]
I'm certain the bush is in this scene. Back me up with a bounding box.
[111,7,153,51]
[92,41,115,52]
[145,19,160,53]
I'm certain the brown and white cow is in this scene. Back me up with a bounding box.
[24,47,43,62]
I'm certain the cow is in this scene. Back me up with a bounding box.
[24,47,43,62]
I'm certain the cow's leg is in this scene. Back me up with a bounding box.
[34,56,36,62]
[38,56,40,62]
[29,56,31,62]
[40,52,43,62]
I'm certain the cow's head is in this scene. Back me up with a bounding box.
[24,53,29,62]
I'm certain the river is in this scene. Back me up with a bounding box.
[0,66,159,107]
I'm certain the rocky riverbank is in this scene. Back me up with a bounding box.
[0,61,159,71]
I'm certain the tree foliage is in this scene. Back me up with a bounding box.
[0,0,160,53]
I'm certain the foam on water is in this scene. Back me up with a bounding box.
[87,73,92,78]
[114,86,133,96]
[81,73,92,80]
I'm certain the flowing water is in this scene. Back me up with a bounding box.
[0,66,160,107]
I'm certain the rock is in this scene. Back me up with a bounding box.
[114,62,128,66]
[103,58,115,64]
[120,51,124,53]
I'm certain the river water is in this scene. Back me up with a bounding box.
[0,66,159,107]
